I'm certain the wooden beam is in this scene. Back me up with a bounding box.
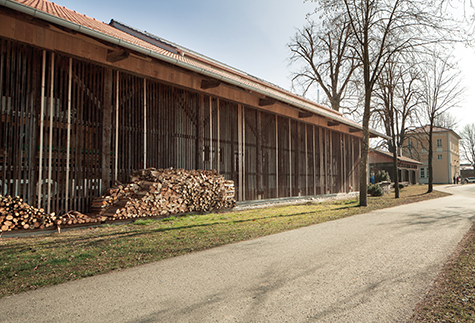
[201,79,220,89]
[299,111,313,118]
[350,127,361,133]
[259,97,276,107]
[106,49,129,63]
[328,120,340,127]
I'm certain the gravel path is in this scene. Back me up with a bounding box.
[1,185,474,323]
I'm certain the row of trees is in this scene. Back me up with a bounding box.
[289,0,472,205]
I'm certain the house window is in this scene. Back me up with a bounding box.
[420,168,425,178]
[436,139,442,148]
[408,141,413,149]
[437,154,442,160]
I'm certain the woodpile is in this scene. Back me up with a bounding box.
[92,168,235,220]
[54,211,106,227]
[0,195,56,231]
[0,195,107,232]
[0,168,235,232]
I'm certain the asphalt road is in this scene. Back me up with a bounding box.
[1,185,474,322]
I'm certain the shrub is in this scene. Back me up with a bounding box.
[393,183,404,189]
[368,183,384,196]
[376,170,391,183]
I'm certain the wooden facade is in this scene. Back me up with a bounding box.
[0,1,369,215]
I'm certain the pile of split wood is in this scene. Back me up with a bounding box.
[0,195,106,232]
[0,195,56,231]
[92,168,235,220]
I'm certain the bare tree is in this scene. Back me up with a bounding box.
[433,111,459,128]
[460,123,475,176]
[289,15,358,112]
[374,56,422,197]
[302,0,457,206]
[419,52,464,192]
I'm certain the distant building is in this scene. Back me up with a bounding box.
[369,149,421,185]
[460,163,474,178]
[403,126,461,184]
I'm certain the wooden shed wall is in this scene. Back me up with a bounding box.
[0,37,361,215]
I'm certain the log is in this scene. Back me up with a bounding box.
[91,168,236,220]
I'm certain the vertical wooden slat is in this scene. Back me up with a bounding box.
[37,50,46,209]
[46,53,54,214]
[102,68,112,192]
[209,96,213,170]
[288,118,292,197]
[313,125,316,195]
[217,98,220,173]
[329,130,332,194]
[143,78,147,169]
[275,115,279,198]
[196,94,204,170]
[237,104,242,201]
[65,57,72,211]
[304,124,308,195]
[257,111,262,199]
[241,106,247,200]
[114,71,119,181]
[319,127,324,194]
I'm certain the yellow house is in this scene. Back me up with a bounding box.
[403,126,461,184]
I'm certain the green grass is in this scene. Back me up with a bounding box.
[0,185,448,298]
[410,222,475,322]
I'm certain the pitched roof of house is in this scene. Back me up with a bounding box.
[370,149,422,165]
[2,0,387,138]
[407,125,461,139]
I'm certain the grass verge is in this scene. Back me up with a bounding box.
[410,222,475,322]
[0,185,448,298]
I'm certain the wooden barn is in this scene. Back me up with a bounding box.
[0,0,383,215]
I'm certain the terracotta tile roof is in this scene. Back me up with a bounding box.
[407,125,461,139]
[4,0,386,137]
[371,149,422,165]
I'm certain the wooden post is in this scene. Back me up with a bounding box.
[114,71,119,181]
[305,124,308,196]
[319,127,324,194]
[313,125,316,196]
[101,67,112,194]
[38,50,46,209]
[238,105,243,201]
[328,129,332,194]
[143,78,147,169]
[343,134,347,193]
[289,118,292,197]
[209,97,213,170]
[196,94,204,170]
[257,111,263,199]
[47,53,54,214]
[351,136,355,191]
[65,58,73,211]
[242,106,246,201]
[217,98,220,173]
[275,115,279,198]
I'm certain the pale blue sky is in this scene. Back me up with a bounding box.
[53,0,313,92]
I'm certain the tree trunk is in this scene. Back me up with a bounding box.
[392,144,400,198]
[359,91,372,207]
[428,124,434,193]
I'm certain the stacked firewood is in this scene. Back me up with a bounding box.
[54,210,107,227]
[0,195,56,231]
[92,168,235,220]
[0,195,107,232]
